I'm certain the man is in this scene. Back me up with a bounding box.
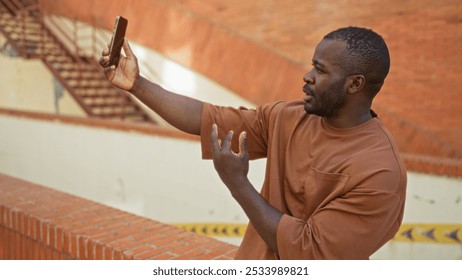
[100,26,406,259]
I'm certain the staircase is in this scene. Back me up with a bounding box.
[0,0,155,123]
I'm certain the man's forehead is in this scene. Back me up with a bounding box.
[312,39,347,67]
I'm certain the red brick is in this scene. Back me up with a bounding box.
[154,253,177,260]
[94,243,105,260]
[172,248,208,260]
[78,236,88,260]
[196,244,238,260]
[123,245,154,260]
[167,239,205,256]
[70,234,79,257]
[55,226,64,251]
[133,248,164,260]
[86,239,97,260]
[138,241,183,259]
[52,250,61,260]
[32,241,40,260]
[104,246,115,260]
[20,236,27,259]
[113,249,123,260]
[0,227,4,259]
[38,243,46,259]
[3,207,11,228]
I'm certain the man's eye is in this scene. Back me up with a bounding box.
[311,63,324,73]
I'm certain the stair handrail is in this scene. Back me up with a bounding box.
[41,15,86,61]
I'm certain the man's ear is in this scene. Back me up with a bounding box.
[347,75,366,94]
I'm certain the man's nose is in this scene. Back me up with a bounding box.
[303,69,315,84]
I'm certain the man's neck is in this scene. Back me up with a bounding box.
[324,109,373,128]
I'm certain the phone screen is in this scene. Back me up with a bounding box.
[107,16,128,67]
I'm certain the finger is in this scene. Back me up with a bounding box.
[102,47,109,56]
[102,40,110,56]
[211,124,221,155]
[238,131,249,158]
[103,65,116,78]
[99,55,109,67]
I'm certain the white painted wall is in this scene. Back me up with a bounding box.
[0,53,85,117]
[404,173,462,223]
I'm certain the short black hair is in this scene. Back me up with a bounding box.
[324,26,390,96]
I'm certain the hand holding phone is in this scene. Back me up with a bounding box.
[106,16,128,67]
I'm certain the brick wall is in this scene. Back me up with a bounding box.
[0,173,237,260]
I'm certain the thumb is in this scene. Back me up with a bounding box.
[123,39,135,59]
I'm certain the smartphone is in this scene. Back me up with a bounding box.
[107,16,128,67]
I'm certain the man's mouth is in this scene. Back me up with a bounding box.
[303,84,314,101]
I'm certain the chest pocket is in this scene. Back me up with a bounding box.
[301,168,350,220]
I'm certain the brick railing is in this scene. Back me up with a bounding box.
[0,173,237,260]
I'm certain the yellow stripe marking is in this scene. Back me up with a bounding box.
[393,223,462,244]
[174,223,462,244]
[173,223,247,237]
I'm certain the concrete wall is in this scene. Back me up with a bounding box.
[0,53,85,117]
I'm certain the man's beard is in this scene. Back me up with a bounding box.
[304,81,346,118]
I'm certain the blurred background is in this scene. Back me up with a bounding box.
[0,0,461,259]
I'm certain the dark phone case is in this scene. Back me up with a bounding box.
[107,16,128,67]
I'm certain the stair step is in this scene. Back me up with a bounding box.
[1,26,41,35]
[66,79,109,87]
[6,32,42,42]
[43,55,76,64]
[0,19,42,29]
[85,99,130,105]
[100,115,150,122]
[83,95,129,103]
[95,111,146,118]
[93,108,144,117]
[87,102,137,109]
[75,87,120,95]
[59,71,102,79]
[53,64,96,72]
[81,92,130,99]
[61,73,105,80]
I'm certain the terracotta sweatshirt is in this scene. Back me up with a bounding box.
[200,100,407,259]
